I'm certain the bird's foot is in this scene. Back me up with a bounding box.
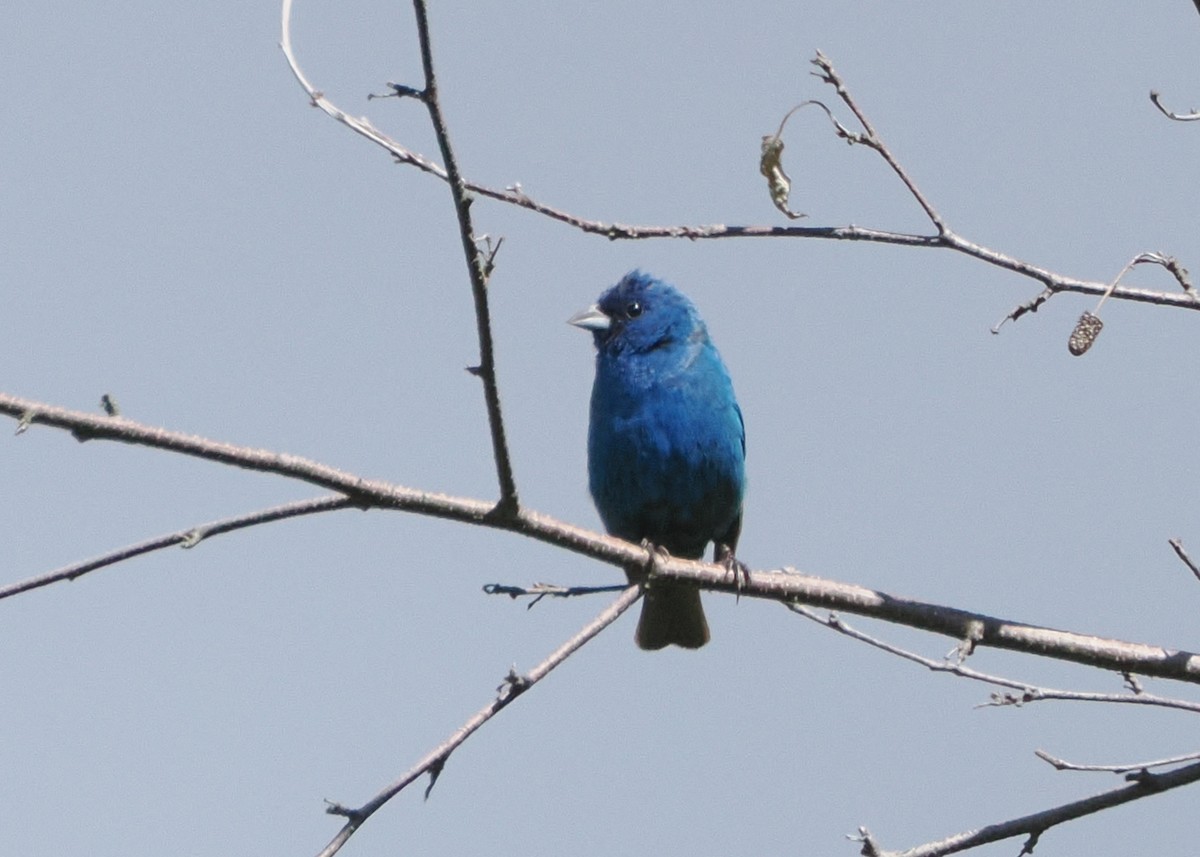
[715,543,750,601]
[634,539,672,584]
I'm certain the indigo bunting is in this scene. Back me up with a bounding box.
[570,271,746,649]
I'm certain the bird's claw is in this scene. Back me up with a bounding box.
[634,539,673,583]
[716,543,750,600]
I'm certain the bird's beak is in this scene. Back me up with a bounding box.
[567,304,611,331]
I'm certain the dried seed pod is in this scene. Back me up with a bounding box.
[1068,311,1104,356]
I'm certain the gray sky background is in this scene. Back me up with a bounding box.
[5,3,1200,855]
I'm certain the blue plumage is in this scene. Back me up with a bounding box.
[570,271,745,649]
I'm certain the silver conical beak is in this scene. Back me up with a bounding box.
[567,304,611,331]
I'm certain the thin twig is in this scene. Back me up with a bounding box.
[409,0,518,514]
[788,604,1200,715]
[280,0,444,176]
[482,581,628,609]
[1169,538,1200,584]
[313,584,642,857]
[992,289,1053,333]
[810,50,948,234]
[976,685,1200,713]
[1136,251,1196,296]
[1036,748,1200,774]
[854,760,1200,857]
[282,0,518,512]
[0,495,355,601]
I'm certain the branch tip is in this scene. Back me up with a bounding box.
[377,82,424,101]
[323,799,360,820]
[1150,89,1200,122]
[1169,537,1200,583]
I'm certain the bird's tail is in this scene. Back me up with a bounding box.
[635,583,710,650]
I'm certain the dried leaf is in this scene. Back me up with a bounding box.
[759,134,806,220]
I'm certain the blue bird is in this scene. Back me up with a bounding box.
[570,271,746,649]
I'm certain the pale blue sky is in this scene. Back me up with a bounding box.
[4,3,1200,855]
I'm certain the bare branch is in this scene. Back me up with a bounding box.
[409,0,518,513]
[789,605,1200,715]
[0,495,354,601]
[743,565,1200,686]
[8,391,1200,686]
[278,19,1197,317]
[855,760,1200,857]
[1036,748,1200,774]
[280,0,518,511]
[0,391,623,563]
[810,50,948,234]
[313,584,642,857]
[977,684,1200,714]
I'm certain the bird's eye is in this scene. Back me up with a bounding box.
[625,301,642,319]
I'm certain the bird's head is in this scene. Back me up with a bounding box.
[568,270,705,356]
